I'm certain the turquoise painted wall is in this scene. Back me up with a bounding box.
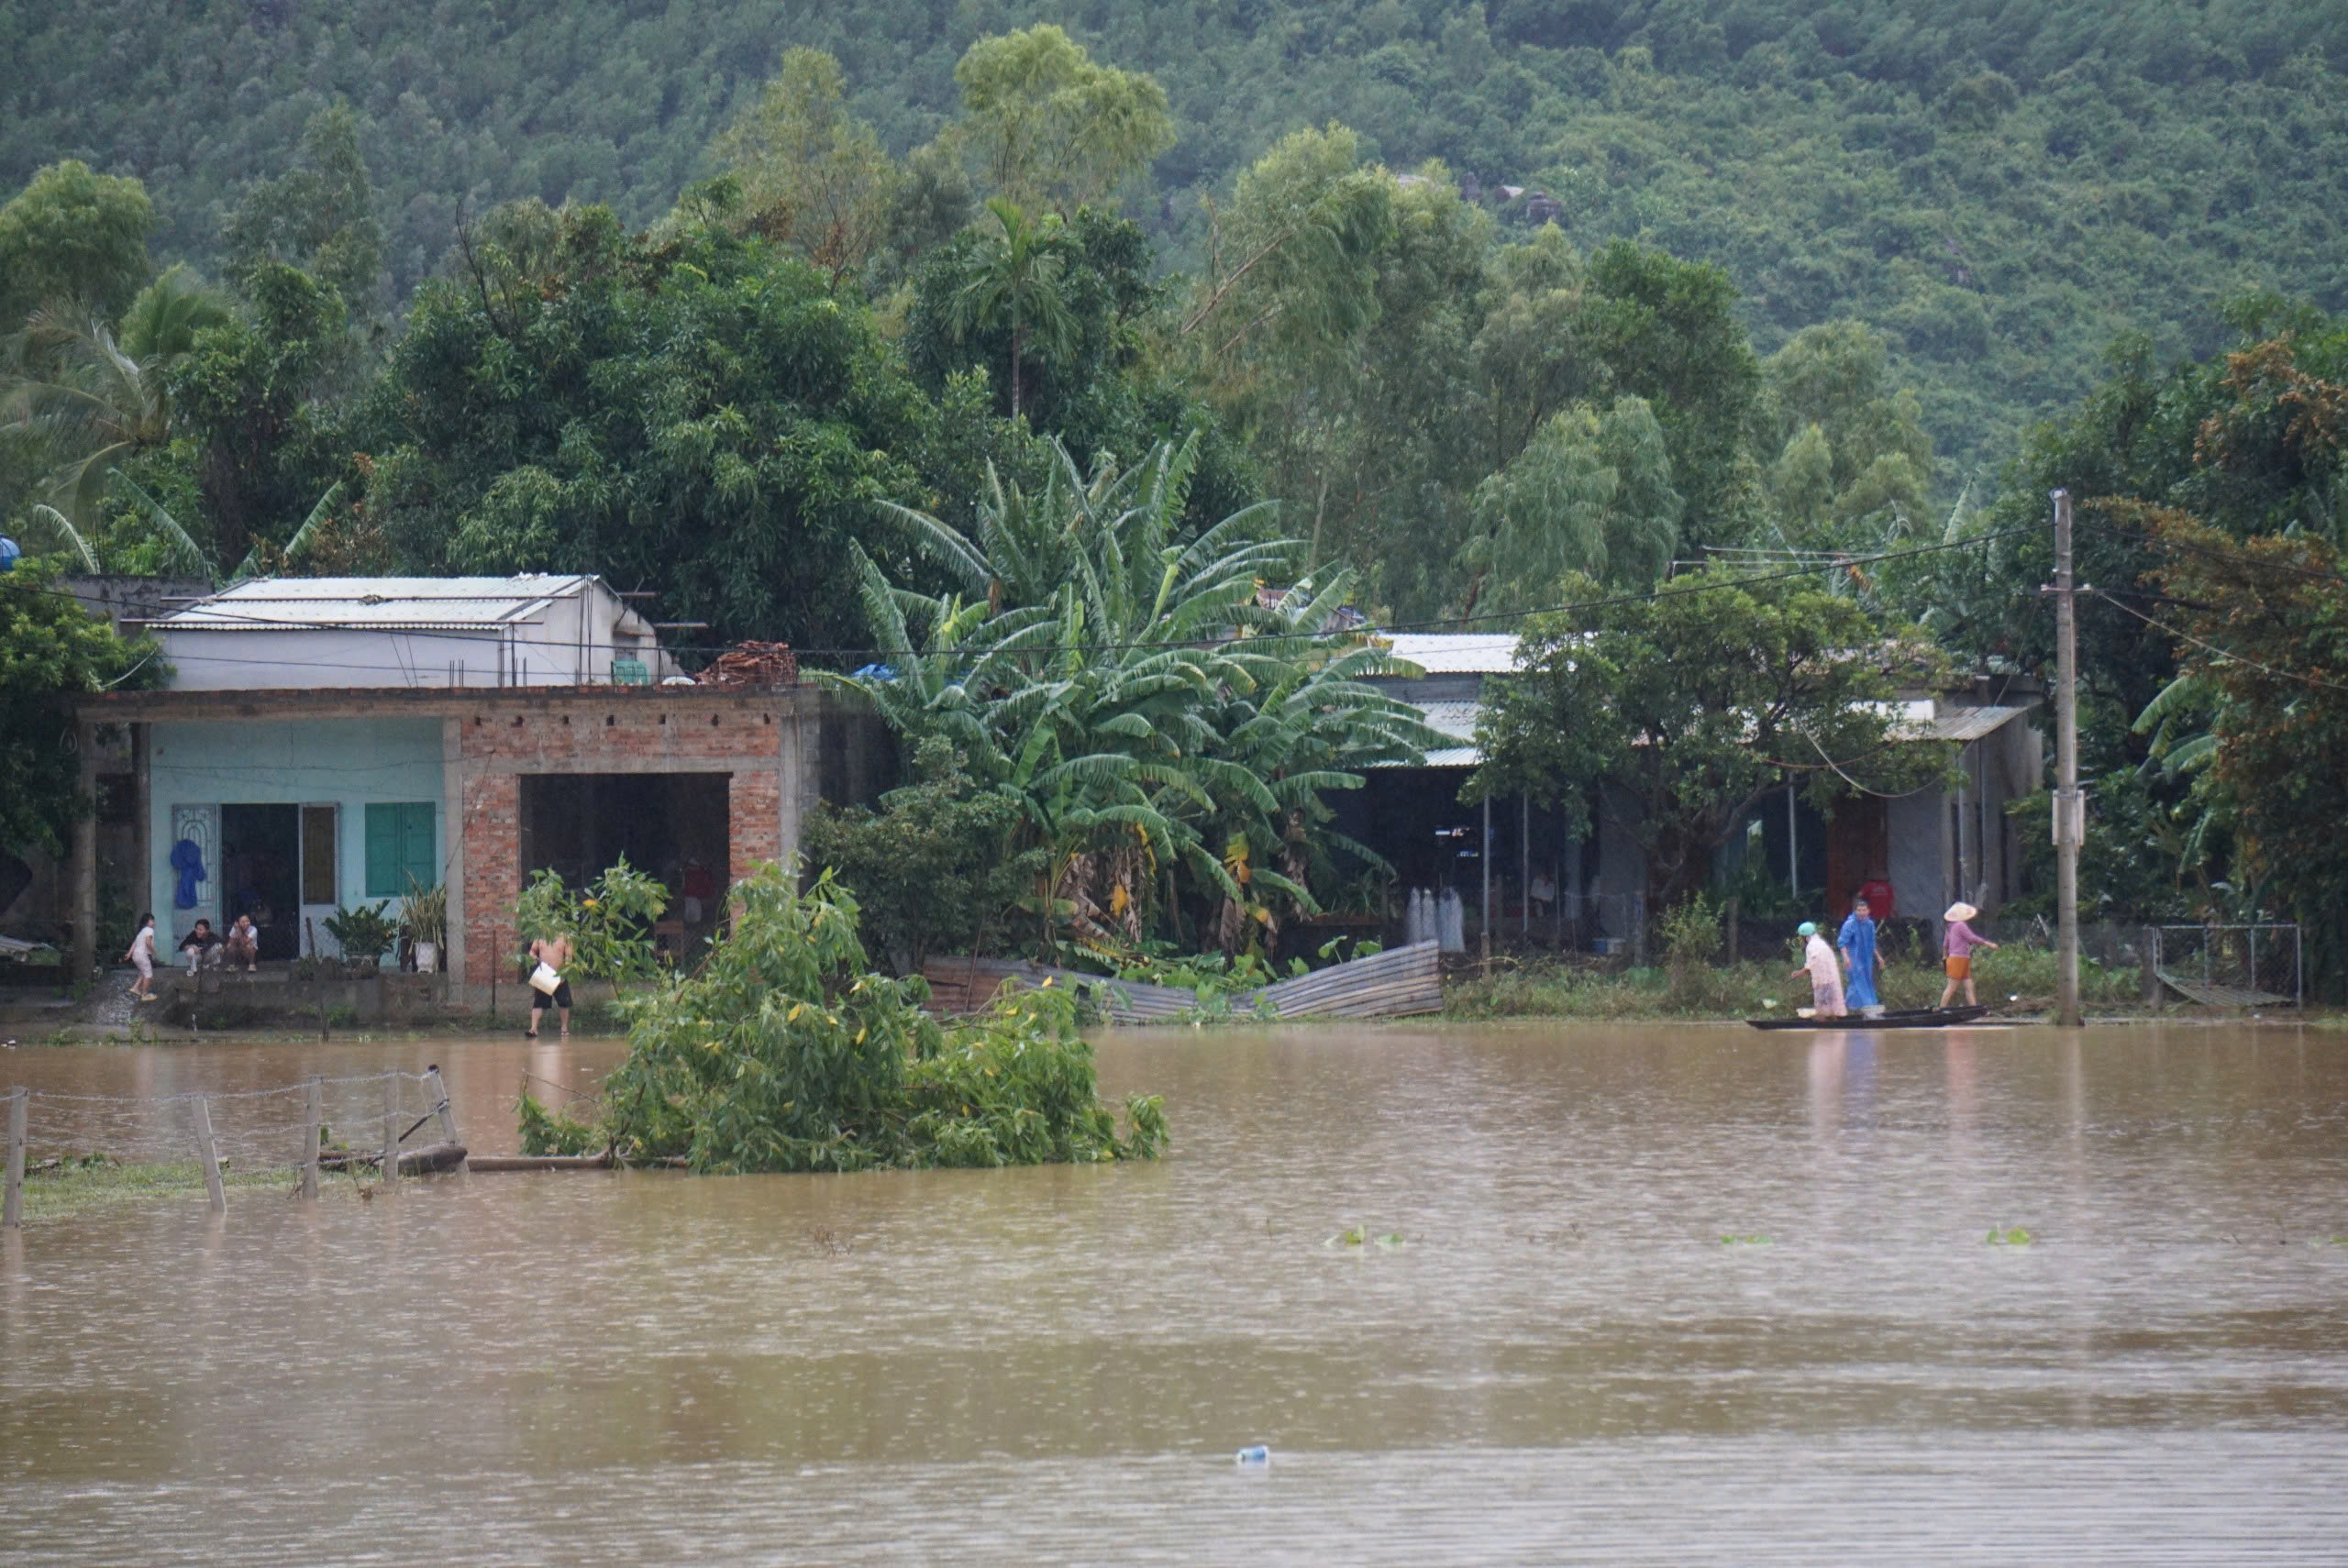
[150,719,444,936]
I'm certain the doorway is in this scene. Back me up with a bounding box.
[219,804,300,960]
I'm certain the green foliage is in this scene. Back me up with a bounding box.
[705,49,903,282]
[829,434,1437,955]
[222,105,386,321]
[799,737,1039,972]
[946,25,1175,216]
[1473,563,1950,909]
[0,160,152,329]
[321,901,399,966]
[0,558,161,856]
[399,875,449,946]
[360,204,987,650]
[546,863,1163,1173]
[513,857,670,987]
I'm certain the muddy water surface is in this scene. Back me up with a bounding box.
[4,1022,2346,1562]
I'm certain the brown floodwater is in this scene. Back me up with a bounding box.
[4,1021,2347,1562]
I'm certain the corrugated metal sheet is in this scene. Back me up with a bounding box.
[1923,704,2032,743]
[158,575,593,631]
[1378,633,1523,674]
[1371,697,1481,767]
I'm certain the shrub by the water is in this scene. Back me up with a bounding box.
[517,864,1166,1172]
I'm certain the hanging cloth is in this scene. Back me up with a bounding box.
[170,837,207,910]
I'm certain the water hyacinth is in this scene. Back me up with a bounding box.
[519,864,1165,1172]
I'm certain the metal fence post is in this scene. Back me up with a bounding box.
[191,1096,227,1214]
[2297,923,2305,1010]
[4,1089,26,1229]
[301,1077,321,1200]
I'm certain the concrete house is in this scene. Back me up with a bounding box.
[61,576,882,998]
[1343,634,2043,951]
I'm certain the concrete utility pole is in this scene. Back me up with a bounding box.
[2049,490,2083,1028]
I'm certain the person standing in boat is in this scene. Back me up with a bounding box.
[1938,902,1999,1009]
[1791,922,1845,1018]
[1838,895,1885,1019]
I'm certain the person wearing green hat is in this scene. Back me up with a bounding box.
[1789,920,1845,1018]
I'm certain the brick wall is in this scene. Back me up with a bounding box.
[460,771,520,988]
[453,696,792,989]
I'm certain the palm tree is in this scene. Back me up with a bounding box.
[946,198,1079,421]
[2,265,228,544]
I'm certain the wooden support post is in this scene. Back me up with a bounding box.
[381,1075,399,1186]
[191,1095,226,1214]
[301,1077,321,1200]
[4,1088,26,1229]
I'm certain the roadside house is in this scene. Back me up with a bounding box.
[1346,634,2043,953]
[55,575,884,998]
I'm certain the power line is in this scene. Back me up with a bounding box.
[9,522,2038,670]
[2090,589,2348,695]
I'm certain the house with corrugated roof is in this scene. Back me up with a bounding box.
[1340,633,2043,954]
[47,575,884,998]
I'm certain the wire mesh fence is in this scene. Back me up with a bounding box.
[2,1067,461,1231]
[2152,924,2303,1007]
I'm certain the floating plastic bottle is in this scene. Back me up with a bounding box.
[1235,1444,1270,1464]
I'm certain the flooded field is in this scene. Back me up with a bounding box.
[5,1022,2347,1562]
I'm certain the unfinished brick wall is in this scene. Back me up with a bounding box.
[460,771,520,988]
[454,696,793,989]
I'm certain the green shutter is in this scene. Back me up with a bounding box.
[364,804,401,897]
[402,805,437,889]
[365,803,437,898]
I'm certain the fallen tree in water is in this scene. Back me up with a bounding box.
[518,865,1166,1172]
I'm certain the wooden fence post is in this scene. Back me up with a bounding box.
[381,1075,400,1186]
[425,1065,465,1172]
[301,1077,322,1200]
[4,1088,26,1229]
[191,1095,227,1214]
[424,1066,459,1144]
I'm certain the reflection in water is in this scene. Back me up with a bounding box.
[3,1023,2347,1561]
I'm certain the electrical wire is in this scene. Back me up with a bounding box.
[19,524,2043,671]
[2090,589,2348,695]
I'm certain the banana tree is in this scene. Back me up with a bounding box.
[824,436,1438,957]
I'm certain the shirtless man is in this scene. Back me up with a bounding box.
[527,931,574,1040]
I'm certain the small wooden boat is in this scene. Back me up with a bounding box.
[1746,1005,1992,1032]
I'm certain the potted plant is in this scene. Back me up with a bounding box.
[322,901,399,973]
[403,875,449,973]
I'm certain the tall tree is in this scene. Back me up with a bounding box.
[1,266,230,533]
[705,48,902,284]
[945,199,1080,423]
[1473,564,1944,910]
[223,105,386,323]
[0,161,153,330]
[0,558,161,858]
[947,25,1174,215]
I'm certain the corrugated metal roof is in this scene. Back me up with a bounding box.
[158,575,597,632]
[1923,703,2032,743]
[1371,697,1482,767]
[1368,696,2030,769]
[1378,633,1523,675]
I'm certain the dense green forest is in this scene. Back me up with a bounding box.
[4,1,2344,477]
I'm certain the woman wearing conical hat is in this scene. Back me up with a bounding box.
[1938,902,1999,1010]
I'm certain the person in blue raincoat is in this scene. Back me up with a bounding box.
[1837,895,1884,1018]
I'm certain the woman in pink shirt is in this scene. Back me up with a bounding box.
[1939,901,1999,1008]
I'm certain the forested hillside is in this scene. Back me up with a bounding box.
[5,1,2344,476]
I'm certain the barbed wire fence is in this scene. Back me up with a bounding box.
[2,1067,463,1230]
